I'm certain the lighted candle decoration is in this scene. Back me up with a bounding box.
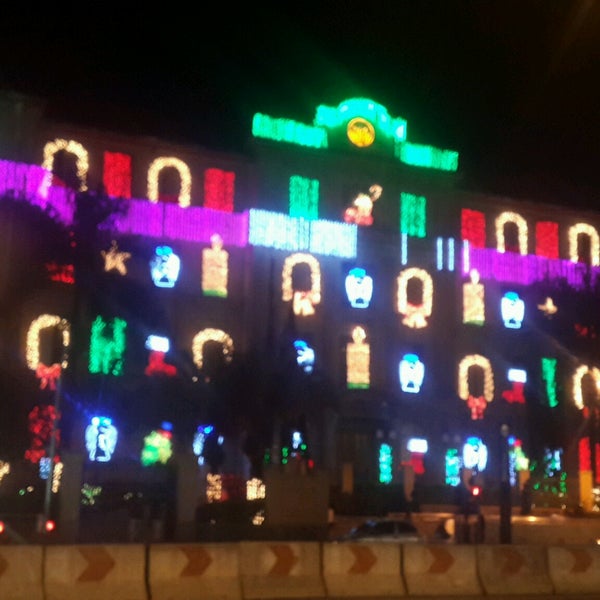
[202,233,229,297]
[294,339,315,374]
[463,269,484,325]
[501,291,525,329]
[346,326,370,389]
[150,245,181,288]
[396,267,433,328]
[85,416,118,462]
[399,353,425,393]
[345,268,373,308]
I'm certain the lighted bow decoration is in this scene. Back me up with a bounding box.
[467,394,487,420]
[36,363,62,390]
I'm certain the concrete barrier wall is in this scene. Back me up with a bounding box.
[547,544,600,595]
[0,545,44,600]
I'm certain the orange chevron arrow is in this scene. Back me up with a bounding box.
[180,546,213,576]
[427,547,454,573]
[77,547,115,581]
[269,544,298,575]
[568,549,592,573]
[494,547,524,575]
[0,552,7,576]
[348,545,377,574]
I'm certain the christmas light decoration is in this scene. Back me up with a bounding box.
[246,478,266,500]
[25,405,60,464]
[399,353,425,393]
[346,326,370,389]
[495,211,528,255]
[436,237,455,271]
[458,354,494,420]
[289,175,319,219]
[345,268,373,308]
[541,357,558,408]
[45,262,75,284]
[396,142,459,171]
[501,291,525,329]
[401,233,408,265]
[103,151,132,199]
[144,336,177,376]
[193,425,214,466]
[400,192,426,238]
[463,437,488,471]
[88,316,127,376]
[252,113,328,148]
[101,240,131,275]
[42,138,89,191]
[141,426,173,466]
[445,449,461,486]
[379,443,393,484]
[461,209,486,248]
[502,368,527,404]
[537,297,557,317]
[147,157,192,207]
[150,246,181,288]
[206,473,223,502]
[535,221,559,259]
[463,269,485,325]
[572,364,600,410]
[396,267,433,328]
[294,339,315,373]
[204,168,235,212]
[192,328,234,370]
[568,223,600,265]
[85,416,118,462]
[407,438,427,475]
[343,185,382,226]
[202,234,228,297]
[282,253,322,316]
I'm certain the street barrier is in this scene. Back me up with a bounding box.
[148,542,241,600]
[43,543,147,600]
[403,543,483,596]
[547,544,600,596]
[0,544,44,600]
[476,544,554,595]
[322,541,407,597]
[239,541,325,599]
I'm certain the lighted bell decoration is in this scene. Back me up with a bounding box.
[85,416,118,462]
[150,245,181,288]
[399,353,425,393]
[501,291,525,329]
[462,436,488,472]
[294,339,315,374]
[345,267,373,308]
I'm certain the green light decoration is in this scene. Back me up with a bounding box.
[141,430,173,466]
[396,142,459,172]
[289,175,319,220]
[88,316,127,376]
[541,357,558,408]
[400,192,427,238]
[314,98,407,143]
[252,113,327,148]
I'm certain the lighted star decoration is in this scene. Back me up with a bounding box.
[101,240,131,275]
[537,297,557,317]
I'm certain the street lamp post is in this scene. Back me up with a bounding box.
[499,424,512,543]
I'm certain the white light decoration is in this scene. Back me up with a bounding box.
[192,328,234,369]
[346,326,370,389]
[399,353,425,393]
[458,354,494,420]
[281,253,322,316]
[294,339,315,373]
[345,267,373,308]
[463,269,485,325]
[568,223,600,265]
[396,267,433,328]
[572,364,600,410]
[147,156,192,207]
[495,211,528,255]
[42,138,89,191]
[101,240,131,275]
[246,478,266,500]
[463,437,488,471]
[407,438,428,453]
[501,291,525,329]
[85,416,118,462]
[150,246,181,288]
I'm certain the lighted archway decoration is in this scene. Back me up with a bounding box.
[572,364,600,410]
[147,156,192,207]
[42,138,89,191]
[458,354,494,420]
[495,211,528,255]
[192,328,234,369]
[396,267,433,328]
[282,253,322,316]
[568,223,600,266]
[26,314,70,390]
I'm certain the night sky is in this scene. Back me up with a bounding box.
[1,1,599,207]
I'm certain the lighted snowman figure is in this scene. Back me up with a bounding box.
[399,353,425,393]
[345,267,373,308]
[150,246,181,288]
[501,291,525,329]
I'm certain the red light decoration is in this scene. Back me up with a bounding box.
[579,437,591,472]
[145,351,177,377]
[461,209,486,248]
[103,151,132,199]
[535,221,559,259]
[204,168,235,212]
[46,262,75,284]
[25,405,60,464]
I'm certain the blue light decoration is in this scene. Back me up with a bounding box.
[39,456,51,480]
[501,291,525,329]
[462,437,488,472]
[345,267,373,308]
[379,443,393,484]
[294,339,315,374]
[150,245,181,288]
[445,448,461,486]
[543,447,563,477]
[85,416,118,462]
[193,424,214,466]
[399,353,425,393]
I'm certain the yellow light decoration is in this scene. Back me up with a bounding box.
[282,253,322,316]
[246,477,266,500]
[52,461,63,493]
[42,138,89,191]
[537,297,558,317]
[458,354,494,420]
[147,156,192,207]
[101,240,131,275]
[26,314,70,379]
[202,233,228,297]
[206,473,222,503]
[568,223,600,266]
[463,269,485,325]
[572,365,600,410]
[0,461,10,484]
[192,328,234,369]
[495,211,528,255]
[396,267,433,328]
[346,326,370,389]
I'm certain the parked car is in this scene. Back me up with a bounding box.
[335,518,424,543]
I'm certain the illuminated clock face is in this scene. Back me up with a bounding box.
[347,117,375,147]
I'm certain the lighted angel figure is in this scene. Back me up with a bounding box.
[343,184,382,226]
[85,416,118,462]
